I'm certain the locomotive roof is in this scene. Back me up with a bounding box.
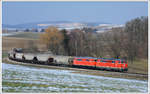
[74,57,125,61]
[97,58,125,60]
[74,57,97,59]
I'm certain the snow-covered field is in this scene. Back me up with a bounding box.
[2,32,20,37]
[2,63,148,93]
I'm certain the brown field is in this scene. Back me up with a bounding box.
[2,37,46,52]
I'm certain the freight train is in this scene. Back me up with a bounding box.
[8,48,128,72]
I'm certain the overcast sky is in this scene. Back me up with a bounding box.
[2,2,148,25]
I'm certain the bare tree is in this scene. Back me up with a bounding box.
[40,26,64,54]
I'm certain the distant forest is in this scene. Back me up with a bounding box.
[39,16,148,63]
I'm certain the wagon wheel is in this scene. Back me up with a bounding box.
[46,58,53,65]
[13,53,16,59]
[22,55,26,62]
[33,57,38,64]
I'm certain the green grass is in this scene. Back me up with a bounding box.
[2,81,90,92]
[7,32,41,39]
[2,81,50,92]
[2,81,97,93]
[2,51,8,59]
[3,81,49,88]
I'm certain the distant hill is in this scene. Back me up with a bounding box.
[2,21,109,30]
[3,21,124,33]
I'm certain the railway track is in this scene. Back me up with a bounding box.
[124,72,148,77]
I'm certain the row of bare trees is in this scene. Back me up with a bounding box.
[40,16,148,63]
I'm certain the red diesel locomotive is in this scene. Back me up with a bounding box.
[72,57,128,72]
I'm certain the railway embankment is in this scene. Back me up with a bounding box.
[3,57,148,81]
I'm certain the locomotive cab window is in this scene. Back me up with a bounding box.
[86,59,89,61]
[112,61,115,63]
[77,59,82,61]
[101,60,107,63]
[121,60,124,64]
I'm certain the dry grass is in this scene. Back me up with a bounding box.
[128,59,148,74]
[2,37,46,52]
